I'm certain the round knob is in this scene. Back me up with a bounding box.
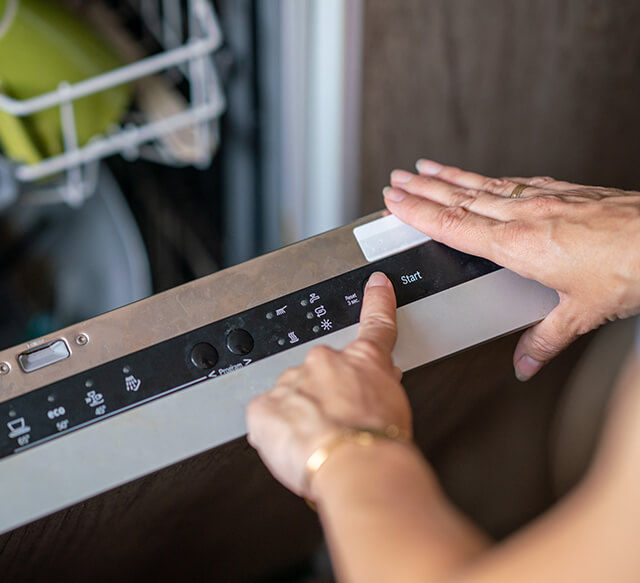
[226,329,254,355]
[190,342,219,370]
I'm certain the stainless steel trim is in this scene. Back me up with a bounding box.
[0,269,558,535]
[0,213,379,401]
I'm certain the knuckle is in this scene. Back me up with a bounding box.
[592,188,614,200]
[572,311,602,336]
[576,321,596,336]
[523,194,562,214]
[351,338,386,361]
[276,368,297,385]
[451,188,477,208]
[437,205,468,231]
[528,333,565,358]
[306,345,334,363]
[351,338,378,357]
[366,310,396,331]
[246,396,265,419]
[531,176,555,186]
[483,177,510,193]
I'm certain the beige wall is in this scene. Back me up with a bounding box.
[360,0,640,214]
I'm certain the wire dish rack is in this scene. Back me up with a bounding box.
[0,0,226,207]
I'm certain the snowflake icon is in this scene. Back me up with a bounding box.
[320,319,333,331]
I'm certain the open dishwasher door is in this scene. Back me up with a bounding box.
[0,212,558,582]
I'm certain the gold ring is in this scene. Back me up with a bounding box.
[510,183,530,199]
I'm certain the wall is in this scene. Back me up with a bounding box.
[360,0,640,213]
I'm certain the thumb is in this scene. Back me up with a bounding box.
[513,301,580,382]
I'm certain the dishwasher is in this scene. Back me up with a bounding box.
[0,2,562,581]
[0,211,557,581]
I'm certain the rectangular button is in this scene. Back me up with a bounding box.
[18,340,70,373]
[353,215,430,262]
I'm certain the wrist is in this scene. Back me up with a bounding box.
[303,425,411,497]
[308,434,423,503]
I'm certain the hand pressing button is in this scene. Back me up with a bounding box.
[226,329,255,355]
[362,272,395,296]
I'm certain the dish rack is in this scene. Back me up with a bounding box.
[0,0,226,207]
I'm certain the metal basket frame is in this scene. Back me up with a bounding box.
[0,0,225,206]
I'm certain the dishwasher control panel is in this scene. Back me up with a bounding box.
[0,241,498,460]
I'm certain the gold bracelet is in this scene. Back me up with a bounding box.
[303,424,412,506]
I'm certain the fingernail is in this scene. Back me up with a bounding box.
[367,272,390,288]
[416,159,443,175]
[391,169,413,183]
[515,355,543,382]
[383,186,406,202]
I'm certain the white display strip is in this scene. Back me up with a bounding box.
[0,269,558,535]
[353,214,431,262]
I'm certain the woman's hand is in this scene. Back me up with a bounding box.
[383,160,640,381]
[246,272,410,498]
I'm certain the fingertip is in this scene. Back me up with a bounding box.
[357,272,398,354]
[391,169,413,184]
[366,271,392,289]
[512,303,579,383]
[513,331,544,381]
[514,354,543,382]
[383,186,406,202]
[416,159,443,175]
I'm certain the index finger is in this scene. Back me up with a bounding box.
[415,159,517,196]
[356,272,398,356]
[383,189,509,267]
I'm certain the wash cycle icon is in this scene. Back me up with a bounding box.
[7,417,31,446]
[125,375,142,392]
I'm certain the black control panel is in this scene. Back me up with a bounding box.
[0,241,499,460]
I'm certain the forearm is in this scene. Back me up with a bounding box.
[450,357,640,583]
[311,438,640,583]
[450,470,640,583]
[311,439,491,583]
